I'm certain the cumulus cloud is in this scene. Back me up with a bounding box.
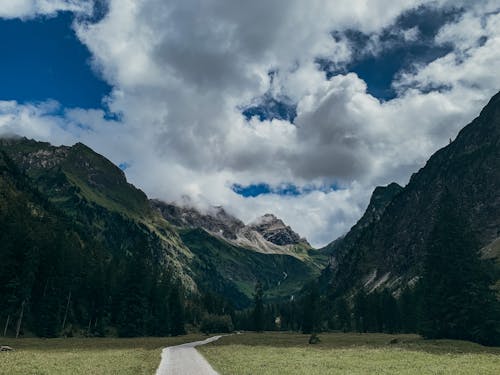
[0,0,93,19]
[1,0,499,246]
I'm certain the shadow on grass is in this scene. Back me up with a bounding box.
[0,334,205,352]
[207,332,500,355]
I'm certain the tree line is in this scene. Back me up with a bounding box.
[1,159,499,346]
[0,154,188,338]
[236,192,500,346]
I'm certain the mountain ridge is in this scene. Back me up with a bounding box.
[151,199,312,257]
[0,135,325,309]
[323,90,500,296]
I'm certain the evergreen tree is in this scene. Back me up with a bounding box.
[353,289,368,332]
[334,297,351,332]
[399,286,419,333]
[149,272,171,336]
[301,283,319,334]
[38,289,61,337]
[380,290,400,333]
[168,282,186,336]
[116,256,149,337]
[419,192,500,345]
[252,281,264,332]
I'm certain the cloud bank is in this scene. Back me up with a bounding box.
[1,0,499,246]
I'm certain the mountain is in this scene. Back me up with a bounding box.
[323,91,500,296]
[151,200,328,307]
[0,140,194,337]
[151,201,310,252]
[180,228,322,307]
[0,136,325,315]
[247,213,309,246]
[0,137,194,284]
[150,200,245,240]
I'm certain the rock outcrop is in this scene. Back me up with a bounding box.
[152,201,310,254]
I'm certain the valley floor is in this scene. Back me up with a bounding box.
[1,332,499,375]
[198,332,500,375]
[0,335,204,375]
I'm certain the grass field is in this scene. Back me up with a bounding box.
[2,332,499,374]
[0,335,203,375]
[199,332,500,375]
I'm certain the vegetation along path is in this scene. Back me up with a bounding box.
[156,335,222,375]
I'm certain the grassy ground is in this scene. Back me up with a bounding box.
[0,335,203,375]
[199,332,500,375]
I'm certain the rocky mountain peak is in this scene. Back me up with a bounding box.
[150,200,245,240]
[152,201,311,251]
[249,213,308,246]
[357,182,403,229]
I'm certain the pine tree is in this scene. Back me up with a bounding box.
[116,256,149,337]
[334,297,351,332]
[169,282,186,336]
[419,191,500,345]
[252,281,264,332]
[301,283,319,334]
[380,290,400,333]
[353,289,368,332]
[399,286,418,333]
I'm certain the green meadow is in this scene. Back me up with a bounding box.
[199,332,500,375]
[1,332,499,374]
[0,335,203,375]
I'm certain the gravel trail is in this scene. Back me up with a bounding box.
[155,335,222,375]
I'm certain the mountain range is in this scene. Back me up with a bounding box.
[1,91,500,337]
[0,136,327,308]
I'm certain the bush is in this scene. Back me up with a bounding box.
[200,314,234,334]
[308,333,321,344]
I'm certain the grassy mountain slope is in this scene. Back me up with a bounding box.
[0,149,177,337]
[181,228,323,308]
[0,137,195,289]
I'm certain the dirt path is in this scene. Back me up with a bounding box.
[155,335,222,375]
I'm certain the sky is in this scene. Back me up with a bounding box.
[0,0,499,247]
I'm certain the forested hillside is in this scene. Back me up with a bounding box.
[0,137,324,337]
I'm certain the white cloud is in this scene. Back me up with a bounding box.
[1,0,499,247]
[0,0,92,19]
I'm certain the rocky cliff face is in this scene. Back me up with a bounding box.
[324,91,500,295]
[150,200,245,240]
[152,200,310,254]
[248,213,307,246]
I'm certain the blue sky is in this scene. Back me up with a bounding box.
[0,1,498,246]
[322,6,462,99]
[0,12,110,108]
